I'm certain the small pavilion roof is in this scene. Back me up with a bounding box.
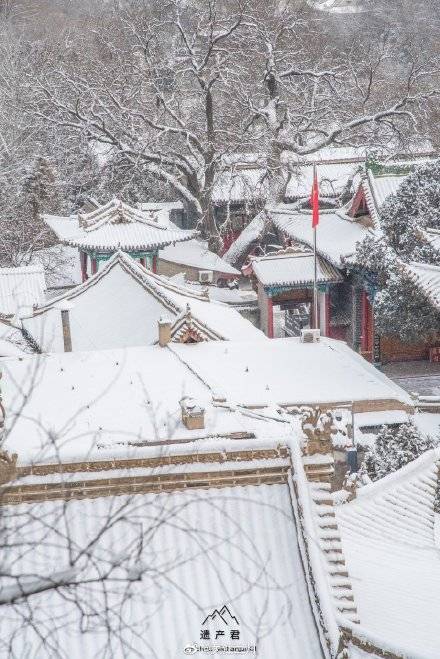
[44,199,197,252]
[251,248,343,288]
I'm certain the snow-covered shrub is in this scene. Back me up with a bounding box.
[361,421,436,481]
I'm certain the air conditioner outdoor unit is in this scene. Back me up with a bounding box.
[300,328,321,343]
[199,270,214,284]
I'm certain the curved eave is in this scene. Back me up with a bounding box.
[263,276,343,289]
[62,233,197,252]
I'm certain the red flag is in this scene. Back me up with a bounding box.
[311,165,319,228]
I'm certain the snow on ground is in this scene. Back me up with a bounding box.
[382,361,440,392]
[393,375,440,397]
[414,412,440,438]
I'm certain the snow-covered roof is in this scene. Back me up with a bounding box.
[252,249,343,287]
[307,0,365,13]
[44,199,196,251]
[423,228,440,254]
[137,200,184,227]
[159,239,240,276]
[29,244,82,289]
[212,166,268,204]
[170,337,412,409]
[21,251,263,352]
[360,170,407,227]
[1,336,411,463]
[214,148,365,206]
[405,262,440,310]
[269,206,369,267]
[336,448,440,659]
[0,473,325,657]
[0,265,47,317]
[286,160,362,200]
[222,211,268,267]
[0,345,284,463]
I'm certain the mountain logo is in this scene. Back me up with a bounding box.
[202,605,239,627]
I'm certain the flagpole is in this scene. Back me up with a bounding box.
[313,222,318,329]
[313,164,318,329]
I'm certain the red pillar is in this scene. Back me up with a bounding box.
[91,258,98,275]
[80,251,88,282]
[361,291,372,354]
[325,291,331,338]
[140,257,146,268]
[267,297,274,338]
[152,255,157,273]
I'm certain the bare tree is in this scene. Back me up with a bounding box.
[23,0,437,251]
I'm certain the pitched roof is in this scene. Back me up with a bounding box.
[222,211,268,267]
[336,448,440,658]
[360,170,408,227]
[160,239,240,275]
[0,467,325,658]
[0,265,47,317]
[405,261,440,310]
[21,251,263,352]
[44,199,196,251]
[212,166,268,204]
[251,249,343,287]
[1,336,411,464]
[169,304,222,342]
[170,337,412,409]
[285,160,362,200]
[269,207,369,267]
[423,228,440,254]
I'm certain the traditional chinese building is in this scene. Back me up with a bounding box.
[0,329,429,659]
[349,162,440,362]
[18,251,263,353]
[242,208,369,344]
[245,246,343,338]
[44,198,197,282]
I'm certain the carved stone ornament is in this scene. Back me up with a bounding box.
[0,450,17,485]
[300,407,336,455]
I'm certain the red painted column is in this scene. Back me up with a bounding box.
[140,257,146,268]
[152,255,157,273]
[361,291,370,353]
[91,258,98,275]
[80,251,88,282]
[325,291,331,338]
[267,297,274,338]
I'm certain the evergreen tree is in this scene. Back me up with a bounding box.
[23,156,61,221]
[374,269,440,343]
[353,160,440,343]
[361,421,436,481]
[380,159,440,263]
